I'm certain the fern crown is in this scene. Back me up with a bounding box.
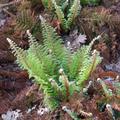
[7,18,102,110]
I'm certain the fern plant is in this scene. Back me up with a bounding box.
[16,10,41,36]
[52,0,81,31]
[7,17,102,111]
[41,0,81,32]
[17,0,100,33]
[16,10,34,30]
[16,0,41,38]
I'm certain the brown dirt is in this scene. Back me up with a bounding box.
[0,0,120,120]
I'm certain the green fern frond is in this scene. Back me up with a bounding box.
[67,0,81,29]
[52,0,67,30]
[27,30,45,62]
[26,31,60,110]
[68,47,88,80]
[27,30,40,47]
[39,16,70,72]
[61,0,69,11]
[6,38,29,69]
[27,30,58,78]
[77,50,102,86]
[69,35,101,81]
[58,69,70,100]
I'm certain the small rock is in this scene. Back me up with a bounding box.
[0,19,6,27]
[37,107,49,116]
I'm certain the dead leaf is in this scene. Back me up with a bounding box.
[65,30,87,51]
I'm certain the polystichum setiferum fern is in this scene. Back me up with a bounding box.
[16,10,41,36]
[7,17,102,111]
[17,0,100,33]
[43,0,99,31]
[42,0,81,32]
[16,0,41,37]
[52,0,81,31]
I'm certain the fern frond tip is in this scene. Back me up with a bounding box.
[59,68,64,74]
[7,38,12,45]
[26,29,33,39]
[39,15,46,23]
[93,35,101,42]
[62,106,67,110]
[92,49,97,55]
[89,35,101,48]
[6,38,16,49]
[97,78,101,82]
[26,29,30,35]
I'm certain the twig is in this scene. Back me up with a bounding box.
[0,0,21,9]
[3,8,16,18]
